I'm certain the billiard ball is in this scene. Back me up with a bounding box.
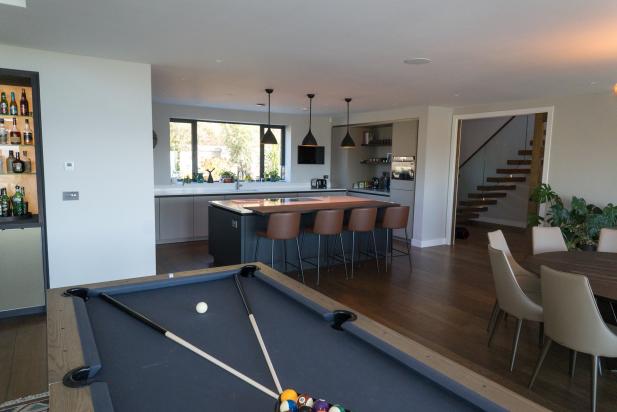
[280,389,298,402]
[312,399,329,412]
[297,394,314,407]
[328,405,345,412]
[279,400,298,412]
[195,302,208,314]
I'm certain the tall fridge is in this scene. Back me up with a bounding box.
[0,68,47,317]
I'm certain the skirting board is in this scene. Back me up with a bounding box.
[412,238,448,248]
[473,216,527,229]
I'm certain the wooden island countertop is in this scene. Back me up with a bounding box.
[210,195,398,215]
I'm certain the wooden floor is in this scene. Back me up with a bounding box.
[2,225,616,410]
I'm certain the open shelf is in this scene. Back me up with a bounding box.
[0,114,33,119]
[361,139,392,147]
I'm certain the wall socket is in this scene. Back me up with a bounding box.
[62,191,79,201]
[64,161,75,172]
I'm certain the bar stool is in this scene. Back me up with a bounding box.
[303,209,347,285]
[346,208,379,278]
[254,212,304,283]
[378,206,412,272]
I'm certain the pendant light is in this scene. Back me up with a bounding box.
[301,93,318,146]
[262,88,277,144]
[340,97,355,148]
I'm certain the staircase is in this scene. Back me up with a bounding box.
[456,116,545,225]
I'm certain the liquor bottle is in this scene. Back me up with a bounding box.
[12,185,23,216]
[19,89,29,116]
[9,118,21,145]
[0,187,10,217]
[0,119,7,144]
[0,92,8,115]
[6,150,14,174]
[23,119,33,145]
[21,151,32,173]
[0,153,3,175]
[12,152,24,173]
[9,92,18,116]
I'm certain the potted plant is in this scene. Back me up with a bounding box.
[220,170,235,183]
[529,184,617,250]
[265,170,281,182]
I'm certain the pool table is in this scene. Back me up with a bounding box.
[47,264,545,411]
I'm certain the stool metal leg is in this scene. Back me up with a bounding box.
[254,237,260,262]
[317,234,321,285]
[591,355,598,412]
[271,239,275,271]
[529,338,552,389]
[569,350,577,378]
[351,232,355,279]
[339,233,348,280]
[371,230,380,272]
[283,240,288,273]
[405,228,412,271]
[385,228,390,272]
[295,237,304,283]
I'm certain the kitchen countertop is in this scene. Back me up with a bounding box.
[348,188,391,197]
[154,183,346,197]
[211,195,397,215]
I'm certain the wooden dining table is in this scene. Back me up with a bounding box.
[523,251,617,301]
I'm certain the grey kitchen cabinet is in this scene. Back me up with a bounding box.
[154,198,160,242]
[158,196,194,243]
[0,227,45,313]
[193,196,218,239]
[392,120,418,157]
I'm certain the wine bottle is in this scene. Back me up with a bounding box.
[23,119,33,145]
[0,153,4,175]
[21,151,32,173]
[0,119,7,144]
[12,152,24,173]
[6,150,14,174]
[12,185,23,216]
[19,89,29,116]
[9,118,21,145]
[0,92,8,115]
[0,187,10,217]
[9,92,18,116]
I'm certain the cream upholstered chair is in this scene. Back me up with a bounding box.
[597,228,617,253]
[487,246,543,371]
[486,230,540,332]
[532,226,567,255]
[529,267,617,412]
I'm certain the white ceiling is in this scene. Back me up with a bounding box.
[0,0,616,114]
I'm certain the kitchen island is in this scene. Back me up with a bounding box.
[208,195,397,270]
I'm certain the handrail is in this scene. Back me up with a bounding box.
[459,116,516,169]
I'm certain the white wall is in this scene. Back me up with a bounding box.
[0,44,155,288]
[152,103,332,185]
[454,92,617,208]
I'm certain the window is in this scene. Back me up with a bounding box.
[169,119,285,181]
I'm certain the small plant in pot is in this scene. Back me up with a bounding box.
[220,170,236,183]
[528,184,617,250]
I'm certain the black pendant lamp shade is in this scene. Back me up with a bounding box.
[262,88,278,145]
[340,97,355,148]
[301,93,318,146]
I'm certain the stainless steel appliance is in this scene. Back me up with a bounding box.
[391,156,415,181]
[311,178,327,189]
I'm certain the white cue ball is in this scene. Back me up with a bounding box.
[195,301,208,314]
[168,273,174,278]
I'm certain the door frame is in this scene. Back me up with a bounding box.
[445,106,555,244]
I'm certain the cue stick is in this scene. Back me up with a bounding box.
[98,292,278,400]
[233,274,283,394]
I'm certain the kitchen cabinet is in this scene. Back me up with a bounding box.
[159,196,194,243]
[193,196,217,239]
[348,191,390,201]
[392,120,418,157]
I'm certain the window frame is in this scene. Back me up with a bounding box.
[169,118,286,180]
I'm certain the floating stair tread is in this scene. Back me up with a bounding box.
[477,185,517,191]
[518,149,543,156]
[456,212,480,219]
[468,192,507,198]
[457,206,489,213]
[496,168,531,174]
[507,160,532,165]
[460,199,497,206]
[487,176,526,183]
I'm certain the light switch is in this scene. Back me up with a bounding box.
[62,191,79,201]
[64,161,75,172]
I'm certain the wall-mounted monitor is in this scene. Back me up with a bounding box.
[298,146,325,164]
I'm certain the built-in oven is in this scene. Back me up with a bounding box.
[391,156,415,181]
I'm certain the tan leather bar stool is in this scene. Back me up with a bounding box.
[347,207,379,278]
[303,209,347,285]
[378,206,412,271]
[254,212,304,283]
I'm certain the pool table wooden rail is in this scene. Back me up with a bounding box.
[47,263,547,412]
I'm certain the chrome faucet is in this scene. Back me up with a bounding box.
[236,166,243,190]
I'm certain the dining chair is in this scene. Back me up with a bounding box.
[529,266,617,412]
[532,226,567,255]
[486,230,541,332]
[597,228,617,253]
[487,246,543,371]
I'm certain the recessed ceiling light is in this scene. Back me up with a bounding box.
[454,93,460,97]
[403,58,432,65]
[215,59,223,63]
[256,103,265,107]
[0,0,26,7]
[302,107,308,111]
[590,81,598,86]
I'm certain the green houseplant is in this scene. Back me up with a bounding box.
[529,184,617,250]
[219,170,236,183]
